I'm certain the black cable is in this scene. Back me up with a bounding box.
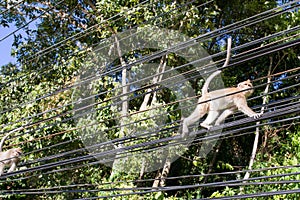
[24,0,152,62]
[199,189,300,200]
[1,36,299,139]
[2,68,298,162]
[1,25,297,127]
[0,0,296,99]
[5,79,300,167]
[0,1,300,196]
[0,1,64,42]
[2,165,300,195]
[50,171,300,199]
[3,0,201,83]
[0,0,217,117]
[2,120,299,187]
[1,106,298,181]
[5,73,299,165]
[0,0,25,15]
[0,23,298,136]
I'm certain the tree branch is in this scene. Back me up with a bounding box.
[241,56,273,192]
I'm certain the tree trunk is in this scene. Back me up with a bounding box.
[139,55,166,111]
[110,34,128,181]
[138,55,167,180]
[152,157,171,187]
[203,141,222,184]
[117,40,128,138]
[159,158,171,187]
[152,170,162,188]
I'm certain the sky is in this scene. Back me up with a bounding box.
[0,25,17,66]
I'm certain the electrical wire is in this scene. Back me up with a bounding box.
[0,1,65,42]
[0,0,25,15]
[0,44,298,150]
[0,0,292,98]
[0,0,201,84]
[0,0,216,116]
[1,69,294,165]
[199,189,300,200]
[6,163,300,190]
[0,30,299,135]
[0,0,299,198]
[6,67,298,146]
[24,0,153,62]
[0,31,298,133]
[17,170,299,198]
[2,73,298,168]
[1,104,298,182]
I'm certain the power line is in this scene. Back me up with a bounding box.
[1,0,298,97]
[0,30,298,134]
[28,170,299,199]
[9,69,298,141]
[200,189,300,200]
[1,105,298,181]
[24,0,153,62]
[0,1,299,198]
[0,1,64,42]
[0,0,25,15]
[2,71,299,160]
[2,161,300,194]
[0,0,216,116]
[0,0,202,83]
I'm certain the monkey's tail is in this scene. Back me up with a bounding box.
[0,127,22,152]
[201,37,232,95]
[201,70,222,95]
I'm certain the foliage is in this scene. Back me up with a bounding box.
[0,0,299,199]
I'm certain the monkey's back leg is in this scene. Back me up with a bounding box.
[215,109,235,126]
[182,99,209,136]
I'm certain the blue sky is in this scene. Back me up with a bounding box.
[0,26,17,66]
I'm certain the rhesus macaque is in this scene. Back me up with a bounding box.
[182,75,262,136]
[0,148,22,176]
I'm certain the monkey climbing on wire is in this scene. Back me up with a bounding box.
[181,38,262,137]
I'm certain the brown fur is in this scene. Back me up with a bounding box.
[182,79,261,136]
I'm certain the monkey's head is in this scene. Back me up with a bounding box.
[237,79,254,97]
[12,148,22,157]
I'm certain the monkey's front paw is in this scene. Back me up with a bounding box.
[253,113,262,119]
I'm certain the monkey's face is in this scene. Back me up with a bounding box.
[13,148,22,157]
[237,80,254,97]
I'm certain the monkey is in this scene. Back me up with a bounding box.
[181,37,262,136]
[0,148,22,176]
[0,127,23,176]
[182,76,262,136]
